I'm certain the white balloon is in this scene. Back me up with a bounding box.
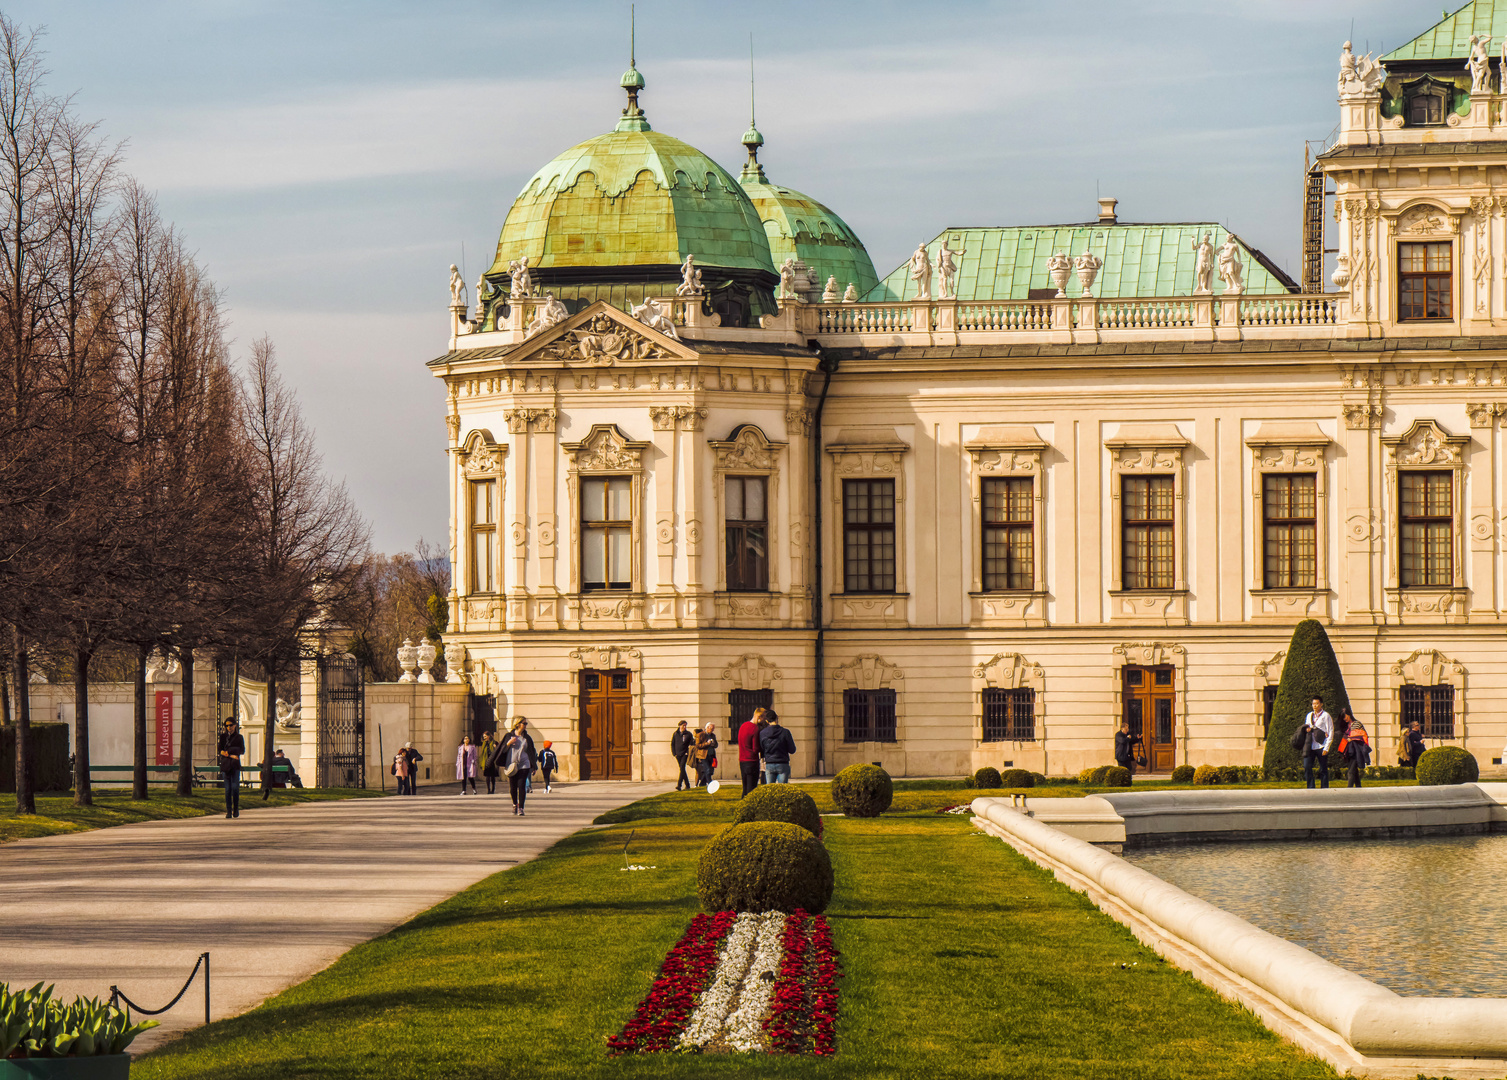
[706,780,721,795]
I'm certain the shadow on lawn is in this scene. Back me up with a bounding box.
[397,894,695,935]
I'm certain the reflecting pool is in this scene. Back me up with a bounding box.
[1123,834,1507,997]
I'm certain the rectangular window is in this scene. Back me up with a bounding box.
[843,688,897,742]
[581,476,632,591]
[1400,683,1455,740]
[1398,242,1452,321]
[1121,475,1175,590]
[982,688,1036,742]
[469,479,496,593]
[1400,471,1452,587]
[843,479,895,593]
[725,476,768,592]
[1262,685,1278,740]
[982,478,1034,591]
[1262,473,1317,588]
[728,687,773,749]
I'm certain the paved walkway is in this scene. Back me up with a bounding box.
[0,780,669,1051]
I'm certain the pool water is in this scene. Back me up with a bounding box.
[1123,833,1507,997]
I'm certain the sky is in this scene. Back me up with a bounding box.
[4,0,1449,554]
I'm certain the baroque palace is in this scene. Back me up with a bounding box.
[428,6,1507,781]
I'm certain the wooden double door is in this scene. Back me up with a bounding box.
[580,669,633,779]
[1123,665,1176,773]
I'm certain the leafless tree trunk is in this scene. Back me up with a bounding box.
[10,623,31,813]
[176,643,195,796]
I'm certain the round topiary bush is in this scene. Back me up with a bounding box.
[1415,746,1480,786]
[1029,772,1048,786]
[961,773,976,789]
[697,822,834,914]
[1101,765,1131,787]
[730,783,823,837]
[1193,764,1219,785]
[1171,764,1195,783]
[830,764,893,817]
[1216,765,1240,785]
[973,766,1002,789]
[1000,768,1035,788]
[1077,767,1097,785]
[1089,765,1114,785]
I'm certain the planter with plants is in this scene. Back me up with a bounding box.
[1,983,156,1079]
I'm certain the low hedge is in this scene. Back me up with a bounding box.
[0,723,71,793]
[830,764,892,817]
[730,784,823,837]
[1000,768,1035,788]
[1101,765,1131,787]
[1193,764,1219,785]
[1171,765,1195,783]
[1029,771,1048,786]
[973,766,1002,789]
[1415,746,1479,786]
[697,821,834,914]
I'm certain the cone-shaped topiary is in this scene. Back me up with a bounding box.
[1000,768,1035,788]
[697,821,834,913]
[1262,619,1351,777]
[973,766,1002,789]
[830,763,893,816]
[1416,746,1480,786]
[730,783,823,837]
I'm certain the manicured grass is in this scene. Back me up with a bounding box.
[0,788,382,844]
[134,789,1336,1080]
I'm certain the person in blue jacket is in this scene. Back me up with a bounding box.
[757,709,796,784]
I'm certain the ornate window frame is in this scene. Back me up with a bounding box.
[1381,418,1469,622]
[1254,649,1285,743]
[971,652,1045,746]
[1111,641,1187,760]
[458,429,506,600]
[709,425,787,612]
[826,428,910,627]
[1105,424,1189,624]
[1246,422,1331,619]
[561,424,650,620]
[1384,200,1465,326]
[830,653,904,750]
[1389,648,1466,746]
[566,643,644,779]
[965,426,1048,627]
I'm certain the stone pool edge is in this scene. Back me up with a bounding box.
[972,796,1507,1080]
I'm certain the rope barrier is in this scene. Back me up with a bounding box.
[109,952,210,1025]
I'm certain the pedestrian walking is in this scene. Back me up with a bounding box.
[1337,708,1371,788]
[392,751,410,795]
[479,731,502,794]
[1301,695,1335,789]
[218,719,245,819]
[503,719,538,816]
[671,720,694,791]
[1114,720,1144,777]
[456,735,479,794]
[694,723,718,787]
[402,742,424,795]
[757,710,796,784]
[1403,719,1426,771]
[737,709,766,798]
[539,741,558,792]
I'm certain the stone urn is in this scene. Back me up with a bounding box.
[397,638,418,683]
[1075,256,1101,298]
[1047,255,1071,298]
[444,641,466,684]
[415,639,438,684]
[1331,254,1351,289]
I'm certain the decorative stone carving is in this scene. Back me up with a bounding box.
[724,595,775,618]
[1331,254,1351,289]
[972,652,1044,690]
[1217,236,1244,295]
[508,256,532,299]
[1390,648,1465,688]
[784,408,814,436]
[538,311,676,366]
[562,424,647,471]
[909,244,933,301]
[822,276,840,303]
[275,699,301,729]
[1468,34,1494,93]
[580,596,645,620]
[1074,248,1102,297]
[1388,418,1465,465]
[936,238,965,300]
[1190,233,1214,294]
[1397,205,1455,237]
[1112,641,1186,667]
[1338,41,1386,97]
[648,405,708,431]
[676,253,703,295]
[461,431,502,476]
[710,424,785,471]
[827,428,909,477]
[1254,649,1286,683]
[448,264,466,307]
[415,639,438,683]
[777,256,798,300]
[1342,403,1383,429]
[721,653,782,691]
[397,639,418,683]
[630,299,679,340]
[443,641,466,684]
[504,408,557,434]
[842,283,858,302]
[832,653,903,691]
[1467,402,1505,428]
[523,293,569,339]
[965,425,1046,476]
[445,411,460,442]
[1045,252,1071,298]
[144,650,180,683]
[464,599,500,622]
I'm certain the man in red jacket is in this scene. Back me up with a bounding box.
[737,708,766,798]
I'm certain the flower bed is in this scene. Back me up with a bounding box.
[609,910,842,1056]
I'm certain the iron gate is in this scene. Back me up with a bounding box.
[317,653,366,788]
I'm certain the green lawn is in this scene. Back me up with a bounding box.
[0,788,382,844]
[133,785,1336,1080]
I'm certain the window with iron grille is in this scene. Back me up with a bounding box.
[728,687,772,748]
[982,688,1035,742]
[1400,471,1452,587]
[843,688,897,742]
[982,478,1034,591]
[1121,475,1175,590]
[1400,683,1455,740]
[1262,685,1278,740]
[843,479,895,593]
[1262,474,1316,588]
[725,476,768,591]
[581,476,632,591]
[1398,242,1452,321]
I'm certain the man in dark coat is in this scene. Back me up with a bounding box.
[670,720,694,791]
[218,719,245,819]
[402,742,424,795]
[757,710,796,784]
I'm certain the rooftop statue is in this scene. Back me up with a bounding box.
[449,264,466,307]
[823,275,840,303]
[1337,40,1387,98]
[1469,34,1495,94]
[675,253,704,295]
[843,283,858,302]
[631,298,680,340]
[1074,248,1103,297]
[476,273,487,310]
[1191,233,1215,294]
[509,256,533,299]
[909,243,933,301]
[1217,236,1245,295]
[936,239,965,299]
[778,256,798,300]
[1046,251,1072,298]
[524,292,569,338]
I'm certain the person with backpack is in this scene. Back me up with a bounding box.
[1337,707,1371,788]
[1403,720,1426,772]
[539,740,558,792]
[1299,695,1334,789]
[670,720,694,791]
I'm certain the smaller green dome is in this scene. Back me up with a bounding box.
[741,170,879,297]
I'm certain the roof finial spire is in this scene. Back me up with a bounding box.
[740,32,766,182]
[616,4,650,132]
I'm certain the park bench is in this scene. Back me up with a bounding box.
[87,764,296,788]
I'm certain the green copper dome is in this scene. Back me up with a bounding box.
[738,151,878,298]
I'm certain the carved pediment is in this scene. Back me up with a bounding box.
[1392,202,1460,238]
[460,429,505,476]
[972,652,1044,690]
[831,653,903,690]
[518,302,697,367]
[721,653,782,690]
[1390,648,1464,687]
[562,423,649,472]
[1382,419,1468,466]
[710,424,786,471]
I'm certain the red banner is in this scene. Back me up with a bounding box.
[154,691,174,765]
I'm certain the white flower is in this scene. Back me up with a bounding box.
[679,913,761,1048]
[678,911,788,1051]
[724,913,786,1051]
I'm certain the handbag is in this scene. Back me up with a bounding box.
[1134,744,1147,767]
